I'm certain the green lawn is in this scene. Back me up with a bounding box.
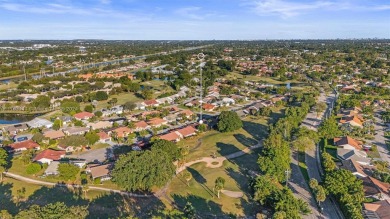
[167,159,259,217]
[178,116,268,161]
[81,92,143,111]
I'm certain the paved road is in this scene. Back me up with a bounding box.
[302,90,344,219]
[369,112,390,166]
[289,151,322,219]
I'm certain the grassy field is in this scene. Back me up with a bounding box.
[0,176,162,218]
[178,116,269,161]
[167,155,260,217]
[80,92,143,111]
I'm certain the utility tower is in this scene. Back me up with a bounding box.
[197,53,205,124]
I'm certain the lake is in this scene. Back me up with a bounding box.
[0,113,41,125]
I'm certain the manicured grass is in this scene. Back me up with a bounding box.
[92,143,110,150]
[178,116,268,161]
[0,81,18,91]
[167,160,259,217]
[81,92,143,111]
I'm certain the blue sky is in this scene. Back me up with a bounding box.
[0,0,389,40]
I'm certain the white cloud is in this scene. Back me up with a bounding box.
[175,7,204,20]
[246,0,390,18]
[249,0,334,17]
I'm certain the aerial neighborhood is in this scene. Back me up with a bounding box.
[0,39,389,219]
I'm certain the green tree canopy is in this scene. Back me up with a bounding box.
[58,163,80,181]
[217,111,243,132]
[85,131,99,145]
[111,150,175,192]
[151,139,181,162]
[318,116,342,139]
[15,202,88,219]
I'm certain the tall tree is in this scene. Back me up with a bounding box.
[214,177,225,198]
[111,150,175,192]
[217,111,243,132]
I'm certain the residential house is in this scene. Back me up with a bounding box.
[147,118,167,128]
[202,103,216,112]
[33,149,65,164]
[337,148,371,166]
[111,126,132,138]
[63,127,89,136]
[222,97,235,106]
[59,116,72,125]
[340,159,368,178]
[339,115,364,128]
[13,134,33,142]
[334,136,363,150]
[74,111,94,121]
[133,121,150,132]
[9,140,40,152]
[111,105,124,114]
[176,126,197,138]
[362,177,390,200]
[27,118,53,129]
[98,131,111,143]
[160,132,181,142]
[86,164,111,181]
[4,123,29,136]
[180,109,194,119]
[44,161,60,176]
[144,99,159,108]
[363,199,390,219]
[88,121,112,130]
[43,130,65,140]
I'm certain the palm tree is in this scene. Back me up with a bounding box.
[183,171,192,187]
[214,177,225,198]
[82,185,89,198]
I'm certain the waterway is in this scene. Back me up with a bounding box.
[0,113,41,125]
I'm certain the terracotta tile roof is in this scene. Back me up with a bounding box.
[135,121,149,129]
[33,149,65,161]
[113,127,132,138]
[74,111,94,120]
[10,140,40,150]
[147,118,166,126]
[180,109,194,117]
[160,132,181,141]
[334,136,363,150]
[97,131,110,140]
[369,176,390,197]
[177,126,197,137]
[364,199,390,219]
[340,116,363,126]
[202,103,215,110]
[144,99,158,106]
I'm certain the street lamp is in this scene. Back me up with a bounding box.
[197,53,205,124]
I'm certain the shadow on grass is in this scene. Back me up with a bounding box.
[268,109,285,125]
[242,121,268,141]
[1,181,165,218]
[0,182,18,215]
[233,133,258,147]
[88,192,165,219]
[216,142,241,157]
[187,167,214,198]
[172,194,229,218]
